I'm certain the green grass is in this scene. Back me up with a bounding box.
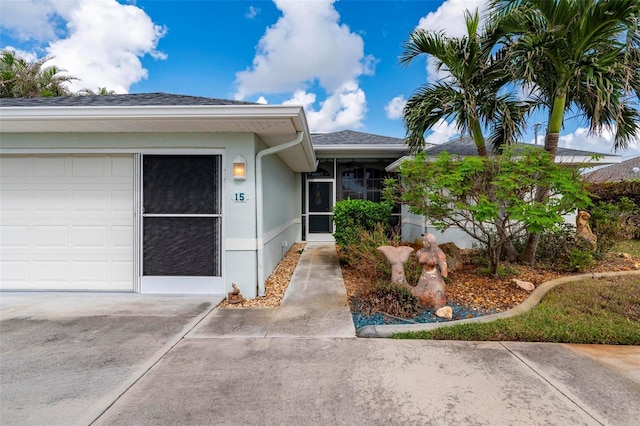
[614,239,640,257]
[393,274,640,345]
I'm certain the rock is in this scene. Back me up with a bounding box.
[512,279,535,292]
[438,242,463,272]
[435,306,453,319]
[619,252,632,259]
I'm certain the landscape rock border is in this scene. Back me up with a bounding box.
[356,269,640,338]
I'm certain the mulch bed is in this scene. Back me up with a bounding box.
[222,242,639,314]
[341,250,640,314]
[219,243,305,308]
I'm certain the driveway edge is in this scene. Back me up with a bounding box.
[357,269,640,338]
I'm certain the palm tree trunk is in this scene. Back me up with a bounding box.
[471,119,487,156]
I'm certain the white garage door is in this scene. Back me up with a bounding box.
[1,155,134,291]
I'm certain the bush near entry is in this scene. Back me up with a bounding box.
[332,199,392,249]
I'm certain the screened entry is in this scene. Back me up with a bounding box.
[303,159,401,241]
[141,155,223,294]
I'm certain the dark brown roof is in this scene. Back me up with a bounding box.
[585,156,640,182]
[0,93,256,107]
[424,137,614,159]
[311,130,407,146]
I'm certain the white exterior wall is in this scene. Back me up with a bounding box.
[400,206,424,243]
[0,132,274,296]
[259,149,302,289]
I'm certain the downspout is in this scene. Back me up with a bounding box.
[255,131,304,296]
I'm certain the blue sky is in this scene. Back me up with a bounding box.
[1,0,638,158]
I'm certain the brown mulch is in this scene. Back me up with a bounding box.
[221,242,639,313]
[343,250,640,313]
[219,243,305,308]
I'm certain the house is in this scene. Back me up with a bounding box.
[584,156,640,182]
[0,93,315,298]
[0,93,621,296]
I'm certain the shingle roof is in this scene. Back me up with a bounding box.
[585,156,640,182]
[0,92,256,107]
[311,130,406,146]
[424,137,611,158]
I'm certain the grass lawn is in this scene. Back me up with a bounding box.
[393,274,640,345]
[614,239,640,257]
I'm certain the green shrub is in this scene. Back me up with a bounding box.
[588,181,640,240]
[332,198,393,249]
[532,223,594,271]
[589,197,638,257]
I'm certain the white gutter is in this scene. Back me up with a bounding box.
[255,131,304,297]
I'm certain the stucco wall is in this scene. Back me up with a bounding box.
[256,138,302,292]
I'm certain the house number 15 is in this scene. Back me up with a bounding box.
[233,192,247,203]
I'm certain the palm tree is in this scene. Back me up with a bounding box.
[77,87,116,96]
[401,9,529,155]
[491,0,640,263]
[0,50,76,98]
[492,0,640,159]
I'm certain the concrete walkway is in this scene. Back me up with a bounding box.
[193,242,355,338]
[1,243,639,425]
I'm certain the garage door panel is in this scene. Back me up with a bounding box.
[0,155,134,291]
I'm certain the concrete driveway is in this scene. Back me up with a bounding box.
[2,293,639,426]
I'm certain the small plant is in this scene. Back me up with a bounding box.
[480,264,520,278]
[356,281,421,319]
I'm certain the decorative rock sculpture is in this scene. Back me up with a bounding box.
[576,210,597,250]
[413,233,449,309]
[227,283,245,304]
[377,245,415,287]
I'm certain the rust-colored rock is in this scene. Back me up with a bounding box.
[413,233,448,309]
[438,242,463,272]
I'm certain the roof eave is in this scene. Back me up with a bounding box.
[0,104,317,172]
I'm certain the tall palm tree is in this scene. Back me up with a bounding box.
[491,0,640,263]
[492,0,640,159]
[401,9,529,155]
[0,50,76,98]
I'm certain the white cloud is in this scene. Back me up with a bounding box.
[560,126,640,158]
[415,0,489,84]
[0,0,59,41]
[0,0,167,94]
[423,119,460,145]
[246,6,260,19]
[385,95,406,120]
[256,96,269,104]
[235,0,373,132]
[283,81,367,133]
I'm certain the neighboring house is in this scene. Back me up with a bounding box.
[584,156,640,182]
[0,93,622,296]
[385,136,622,247]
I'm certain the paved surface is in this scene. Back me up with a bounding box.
[1,242,639,425]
